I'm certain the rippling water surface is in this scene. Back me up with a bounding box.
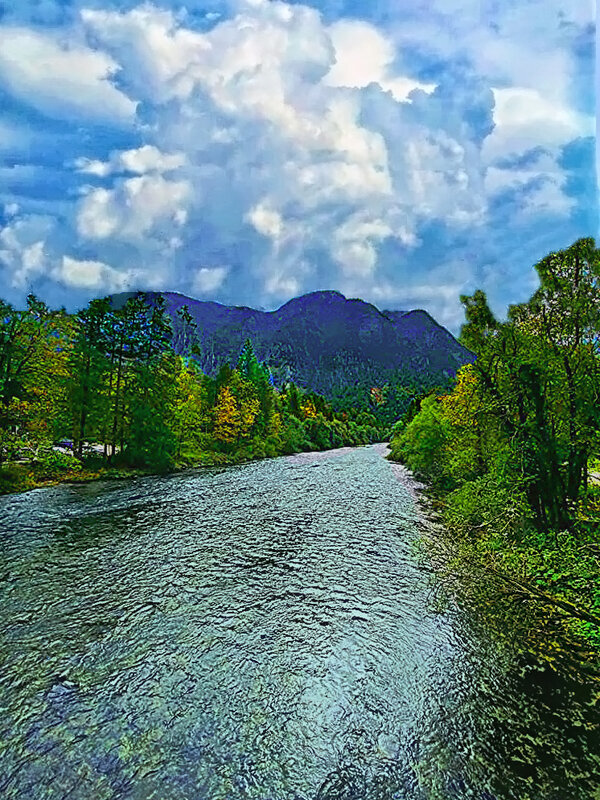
[0,445,598,799]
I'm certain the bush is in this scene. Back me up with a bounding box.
[390,395,450,485]
[0,464,36,494]
[36,449,82,477]
[444,473,530,541]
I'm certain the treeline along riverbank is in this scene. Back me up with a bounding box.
[389,238,600,654]
[0,292,386,495]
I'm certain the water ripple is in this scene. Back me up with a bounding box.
[0,445,597,799]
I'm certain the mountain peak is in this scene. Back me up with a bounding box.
[109,289,473,420]
[276,290,346,311]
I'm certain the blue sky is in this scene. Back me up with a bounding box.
[0,0,596,330]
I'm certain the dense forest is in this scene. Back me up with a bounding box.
[389,238,600,649]
[117,289,470,428]
[0,293,386,494]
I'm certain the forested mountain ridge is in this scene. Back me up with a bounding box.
[112,289,474,417]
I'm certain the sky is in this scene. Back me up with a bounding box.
[0,0,596,331]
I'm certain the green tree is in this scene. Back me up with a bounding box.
[173,361,210,456]
[0,295,51,407]
[69,298,111,458]
[459,238,600,531]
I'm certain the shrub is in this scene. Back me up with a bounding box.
[0,464,36,494]
[36,449,82,477]
[444,473,530,541]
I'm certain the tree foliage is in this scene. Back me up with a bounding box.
[0,292,386,487]
[389,238,600,647]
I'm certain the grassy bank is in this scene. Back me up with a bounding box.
[389,439,600,660]
[386,240,600,658]
[0,435,384,496]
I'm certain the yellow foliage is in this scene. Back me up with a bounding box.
[173,365,210,449]
[228,372,260,438]
[269,410,282,435]
[213,380,260,444]
[441,364,480,427]
[300,399,317,419]
[214,386,240,443]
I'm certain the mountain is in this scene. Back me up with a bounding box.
[113,289,474,418]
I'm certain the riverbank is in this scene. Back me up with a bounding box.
[0,450,250,495]
[0,438,387,496]
[386,451,600,666]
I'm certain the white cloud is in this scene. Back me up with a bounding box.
[56,256,132,291]
[119,145,186,174]
[0,214,54,287]
[81,4,387,173]
[0,213,134,292]
[77,175,191,240]
[520,179,575,217]
[74,159,112,178]
[75,145,187,177]
[368,272,472,331]
[0,0,592,323]
[192,266,229,294]
[331,213,393,276]
[3,203,19,218]
[81,6,211,104]
[386,0,593,103]
[77,2,409,294]
[246,203,283,240]
[324,19,435,102]
[484,150,573,216]
[481,85,593,216]
[77,188,119,239]
[484,87,594,162]
[0,26,136,123]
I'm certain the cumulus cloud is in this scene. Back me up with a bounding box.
[0,0,594,328]
[246,204,284,241]
[77,175,191,241]
[324,19,435,101]
[75,145,187,177]
[331,213,395,276]
[56,255,132,290]
[484,88,594,162]
[192,266,229,294]
[0,214,54,288]
[0,26,136,124]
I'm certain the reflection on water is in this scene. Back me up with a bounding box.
[0,445,598,799]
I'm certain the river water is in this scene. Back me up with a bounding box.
[0,445,598,800]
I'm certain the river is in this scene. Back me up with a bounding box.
[0,445,598,799]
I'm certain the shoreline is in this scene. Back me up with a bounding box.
[387,457,600,667]
[0,441,387,497]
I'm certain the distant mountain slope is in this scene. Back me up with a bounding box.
[112,289,474,413]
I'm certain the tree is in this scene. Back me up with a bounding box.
[0,295,51,407]
[69,299,110,458]
[229,371,260,441]
[391,394,450,484]
[214,386,240,444]
[458,238,600,532]
[173,361,209,455]
[0,296,73,465]
[125,352,178,471]
[174,304,201,358]
[237,338,259,380]
[286,383,301,417]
